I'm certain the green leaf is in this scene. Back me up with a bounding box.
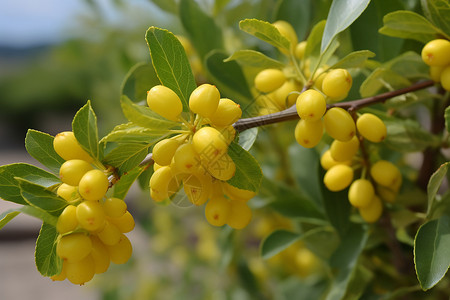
[0,210,20,230]
[379,10,445,43]
[261,230,302,259]
[384,118,440,152]
[0,163,60,205]
[259,177,325,220]
[238,128,258,151]
[17,178,67,215]
[103,143,150,175]
[25,129,65,174]
[321,0,371,53]
[239,18,290,51]
[35,222,62,277]
[179,0,224,59]
[101,123,169,144]
[120,95,180,130]
[20,205,58,226]
[360,68,411,97]
[445,106,450,133]
[414,215,450,290]
[224,49,285,70]
[321,185,351,238]
[325,224,369,300]
[121,62,160,103]
[145,26,196,111]
[72,101,100,160]
[383,51,429,80]
[427,162,450,217]
[341,265,373,300]
[261,227,332,259]
[226,142,262,192]
[205,50,254,109]
[421,0,450,39]
[329,50,376,69]
[113,165,147,200]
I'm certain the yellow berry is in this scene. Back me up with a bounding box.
[189,84,220,118]
[329,136,360,162]
[348,179,375,208]
[57,183,79,202]
[323,107,356,142]
[65,254,95,285]
[295,41,307,60]
[429,65,445,82]
[254,69,286,93]
[441,65,450,91]
[227,201,252,229]
[322,69,352,100]
[106,233,132,264]
[272,20,298,54]
[152,138,181,166]
[272,80,302,108]
[56,233,92,263]
[323,164,354,192]
[108,211,135,233]
[53,131,93,162]
[294,119,324,148]
[356,113,387,143]
[147,85,183,121]
[78,169,109,201]
[90,236,110,274]
[223,182,256,202]
[204,153,236,181]
[102,197,127,218]
[370,160,401,188]
[358,195,383,223]
[296,89,327,121]
[205,197,231,227]
[421,39,450,66]
[56,205,78,234]
[208,98,242,127]
[97,221,121,246]
[183,173,212,206]
[192,127,229,165]
[76,200,106,232]
[59,159,93,186]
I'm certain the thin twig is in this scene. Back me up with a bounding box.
[233,80,435,133]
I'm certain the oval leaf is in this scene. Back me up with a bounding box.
[321,0,371,53]
[226,142,262,192]
[261,230,302,259]
[225,49,285,70]
[121,62,160,103]
[0,163,60,205]
[379,10,445,43]
[239,19,290,50]
[72,101,100,160]
[414,215,450,290]
[17,178,67,215]
[145,26,196,111]
[427,162,450,217]
[25,129,65,174]
[35,222,62,277]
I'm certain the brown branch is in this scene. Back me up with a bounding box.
[233,80,435,133]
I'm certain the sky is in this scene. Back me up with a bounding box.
[0,0,156,47]
[0,0,89,46]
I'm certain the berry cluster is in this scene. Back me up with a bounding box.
[253,21,303,115]
[421,39,450,91]
[51,131,134,285]
[317,112,398,223]
[147,84,255,229]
